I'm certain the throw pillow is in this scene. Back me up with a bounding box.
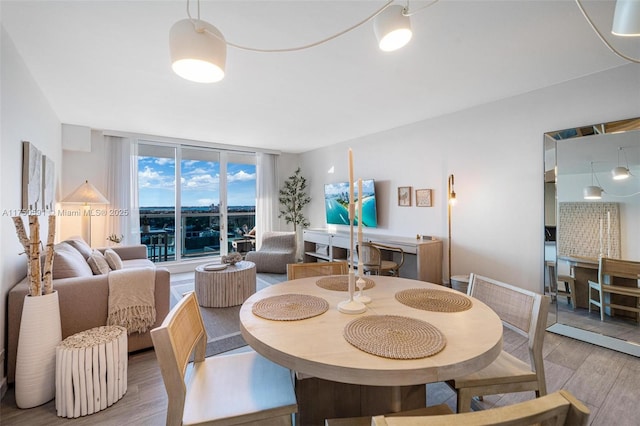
[87,250,110,275]
[65,238,93,260]
[104,248,124,270]
[52,242,94,279]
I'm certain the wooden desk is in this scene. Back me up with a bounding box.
[240,276,503,424]
[558,256,598,309]
[559,256,638,318]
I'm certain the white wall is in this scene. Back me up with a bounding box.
[1,27,61,389]
[300,64,640,293]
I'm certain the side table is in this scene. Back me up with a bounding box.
[56,325,127,418]
[195,261,256,307]
[450,274,470,294]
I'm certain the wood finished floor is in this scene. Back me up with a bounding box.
[2,296,640,424]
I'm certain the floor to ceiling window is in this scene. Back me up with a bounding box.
[137,142,256,262]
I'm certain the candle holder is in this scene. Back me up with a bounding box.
[338,271,367,314]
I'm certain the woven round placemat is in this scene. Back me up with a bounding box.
[252,294,329,321]
[316,275,375,291]
[343,315,446,359]
[395,288,472,312]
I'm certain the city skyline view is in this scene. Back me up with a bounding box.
[138,156,257,208]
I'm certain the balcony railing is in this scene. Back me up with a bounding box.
[139,210,255,262]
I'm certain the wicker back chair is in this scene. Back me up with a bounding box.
[287,261,348,280]
[245,231,296,274]
[448,273,550,413]
[356,242,404,276]
[151,292,297,425]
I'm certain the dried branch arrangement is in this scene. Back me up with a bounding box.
[12,215,56,296]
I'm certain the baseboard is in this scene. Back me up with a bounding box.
[547,323,640,357]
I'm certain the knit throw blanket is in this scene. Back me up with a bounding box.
[108,267,156,334]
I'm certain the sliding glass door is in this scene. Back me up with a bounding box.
[137,143,255,262]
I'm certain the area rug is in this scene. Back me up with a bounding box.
[169,273,285,357]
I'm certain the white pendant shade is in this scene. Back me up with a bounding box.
[170,18,226,83]
[583,185,603,200]
[611,165,631,180]
[374,5,412,52]
[612,0,640,36]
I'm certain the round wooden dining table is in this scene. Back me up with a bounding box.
[240,275,502,386]
[240,275,503,424]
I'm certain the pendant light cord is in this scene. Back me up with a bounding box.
[185,0,438,53]
[591,161,640,197]
[575,0,640,64]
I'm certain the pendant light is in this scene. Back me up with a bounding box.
[611,147,631,180]
[170,18,226,83]
[374,5,413,52]
[612,0,640,37]
[584,162,604,200]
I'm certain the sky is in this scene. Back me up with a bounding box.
[138,156,256,207]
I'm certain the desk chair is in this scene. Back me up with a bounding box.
[588,257,640,322]
[447,273,549,413]
[287,261,348,280]
[356,242,405,276]
[151,292,297,426]
[546,261,576,309]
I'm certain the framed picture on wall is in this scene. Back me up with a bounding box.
[398,186,411,206]
[22,141,42,211]
[416,189,432,207]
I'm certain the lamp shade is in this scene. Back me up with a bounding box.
[583,185,603,200]
[170,18,226,83]
[611,165,631,180]
[612,0,640,36]
[374,5,412,51]
[62,180,109,204]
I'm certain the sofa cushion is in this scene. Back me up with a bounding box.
[52,242,94,279]
[65,238,93,260]
[87,250,111,275]
[104,248,124,270]
[122,258,155,269]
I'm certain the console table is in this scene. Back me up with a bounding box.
[303,229,443,284]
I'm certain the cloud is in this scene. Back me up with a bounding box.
[228,170,256,182]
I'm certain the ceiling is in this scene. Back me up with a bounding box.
[2,0,639,154]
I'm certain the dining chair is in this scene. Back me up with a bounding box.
[365,390,589,426]
[356,242,405,276]
[546,261,576,309]
[447,273,550,413]
[588,257,640,322]
[150,292,298,426]
[287,261,348,280]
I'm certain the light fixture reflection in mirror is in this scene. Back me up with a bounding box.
[544,117,640,357]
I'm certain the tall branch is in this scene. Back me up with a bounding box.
[43,215,56,295]
[28,215,42,297]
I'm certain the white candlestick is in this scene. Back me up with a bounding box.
[357,179,363,243]
[338,149,366,314]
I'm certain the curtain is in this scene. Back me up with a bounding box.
[255,152,278,249]
[105,136,139,245]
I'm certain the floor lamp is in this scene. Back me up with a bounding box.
[62,180,109,246]
[447,174,456,287]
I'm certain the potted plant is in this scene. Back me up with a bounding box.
[278,167,311,260]
[12,214,61,408]
[141,216,151,233]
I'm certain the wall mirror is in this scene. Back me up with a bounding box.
[544,117,640,356]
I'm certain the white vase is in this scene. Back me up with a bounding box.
[15,290,62,408]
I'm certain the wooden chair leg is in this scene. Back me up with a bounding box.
[456,389,473,413]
